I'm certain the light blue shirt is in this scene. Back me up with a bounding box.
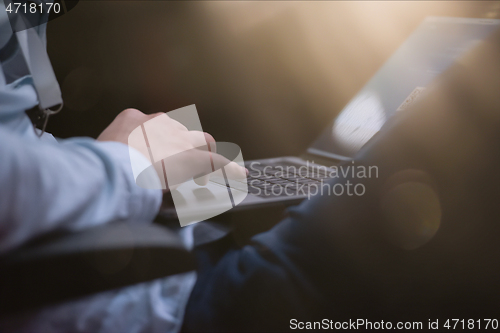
[0,76,164,252]
[0,16,196,333]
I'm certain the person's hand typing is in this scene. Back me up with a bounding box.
[97,108,247,191]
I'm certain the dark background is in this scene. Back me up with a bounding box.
[45,1,499,160]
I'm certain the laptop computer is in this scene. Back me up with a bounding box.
[162,17,500,224]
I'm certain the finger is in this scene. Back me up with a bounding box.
[193,173,210,186]
[163,149,246,188]
[203,132,217,153]
[189,131,215,150]
[193,132,217,186]
[209,152,247,180]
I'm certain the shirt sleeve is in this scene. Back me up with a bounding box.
[0,125,163,254]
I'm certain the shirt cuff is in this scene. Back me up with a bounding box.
[99,141,163,223]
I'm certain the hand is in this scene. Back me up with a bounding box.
[97,108,247,191]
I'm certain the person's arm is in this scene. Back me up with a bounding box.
[0,123,162,254]
[0,108,247,254]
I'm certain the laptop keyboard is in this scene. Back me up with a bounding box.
[245,162,333,198]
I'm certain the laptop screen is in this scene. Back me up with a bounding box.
[308,17,500,161]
